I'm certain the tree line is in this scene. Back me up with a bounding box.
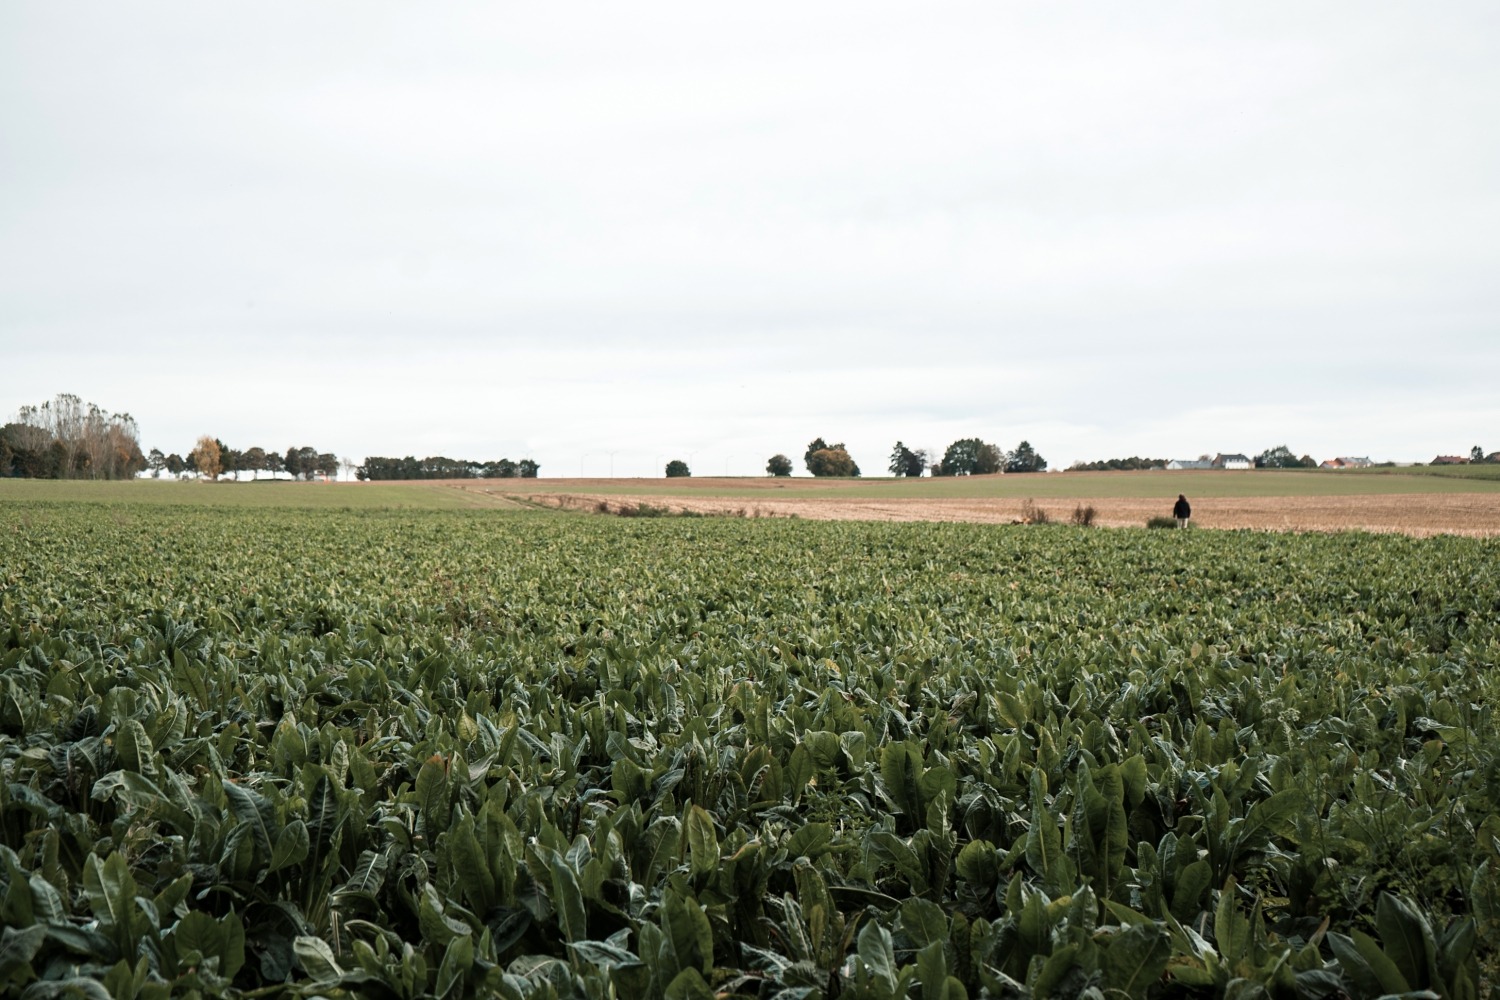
[753,436,1046,478]
[355,456,539,480]
[145,440,341,480]
[0,393,145,479]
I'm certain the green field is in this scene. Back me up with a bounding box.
[3,489,1498,998]
[0,478,481,510]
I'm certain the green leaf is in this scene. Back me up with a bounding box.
[449,816,497,914]
[1376,893,1438,990]
[416,754,450,833]
[857,921,898,986]
[15,977,113,999]
[1170,860,1213,922]
[664,967,715,1000]
[955,840,998,887]
[1328,929,1410,996]
[223,780,275,862]
[270,819,310,873]
[900,898,950,948]
[27,874,66,925]
[1214,879,1250,967]
[82,852,136,929]
[1030,941,1081,998]
[306,770,341,849]
[169,910,224,973]
[567,939,645,969]
[1025,770,1063,890]
[550,852,588,944]
[661,889,713,978]
[685,805,719,881]
[1098,765,1128,891]
[435,933,474,999]
[419,883,473,946]
[294,934,343,982]
[785,822,833,860]
[1101,923,1171,1000]
[881,741,924,818]
[0,924,46,981]
[113,719,156,778]
[1233,789,1305,855]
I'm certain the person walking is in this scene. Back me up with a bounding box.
[1173,494,1191,529]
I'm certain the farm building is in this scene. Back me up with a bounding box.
[1431,455,1470,465]
[1165,459,1214,470]
[1320,456,1373,469]
[1213,453,1252,470]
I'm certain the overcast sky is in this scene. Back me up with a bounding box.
[3,3,1497,476]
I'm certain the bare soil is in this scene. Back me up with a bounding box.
[496,490,1500,537]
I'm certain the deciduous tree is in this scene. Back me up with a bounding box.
[807,448,859,477]
[805,438,859,476]
[1005,440,1046,473]
[665,459,691,478]
[766,454,793,477]
[937,437,1000,476]
[192,436,222,481]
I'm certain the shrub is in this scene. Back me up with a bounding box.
[1146,515,1179,529]
[1020,499,1051,525]
[1071,504,1097,527]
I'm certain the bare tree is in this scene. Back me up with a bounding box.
[10,393,144,479]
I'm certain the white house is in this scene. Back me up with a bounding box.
[1213,453,1252,470]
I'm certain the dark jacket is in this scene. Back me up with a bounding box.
[1173,496,1191,519]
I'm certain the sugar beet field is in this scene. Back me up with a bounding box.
[3,494,1500,999]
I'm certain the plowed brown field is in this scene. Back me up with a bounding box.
[469,487,1500,537]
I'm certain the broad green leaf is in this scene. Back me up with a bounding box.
[1214,879,1250,967]
[661,889,713,978]
[223,780,275,862]
[685,804,719,881]
[881,741,924,818]
[567,938,645,969]
[785,822,833,860]
[664,967,715,1000]
[955,839,998,886]
[1376,893,1438,990]
[294,934,343,982]
[0,924,46,981]
[1171,860,1213,922]
[270,819,311,872]
[550,852,588,944]
[1328,929,1410,996]
[449,816,497,914]
[856,921,897,986]
[113,719,156,778]
[435,933,474,999]
[1101,923,1171,1000]
[918,939,949,1000]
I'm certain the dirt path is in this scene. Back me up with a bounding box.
[520,491,1500,537]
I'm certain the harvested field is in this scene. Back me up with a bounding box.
[483,488,1500,537]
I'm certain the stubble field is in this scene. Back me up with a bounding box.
[444,469,1500,537]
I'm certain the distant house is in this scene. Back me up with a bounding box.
[1320,456,1373,469]
[1165,459,1214,470]
[1212,453,1252,470]
[1431,455,1470,465]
